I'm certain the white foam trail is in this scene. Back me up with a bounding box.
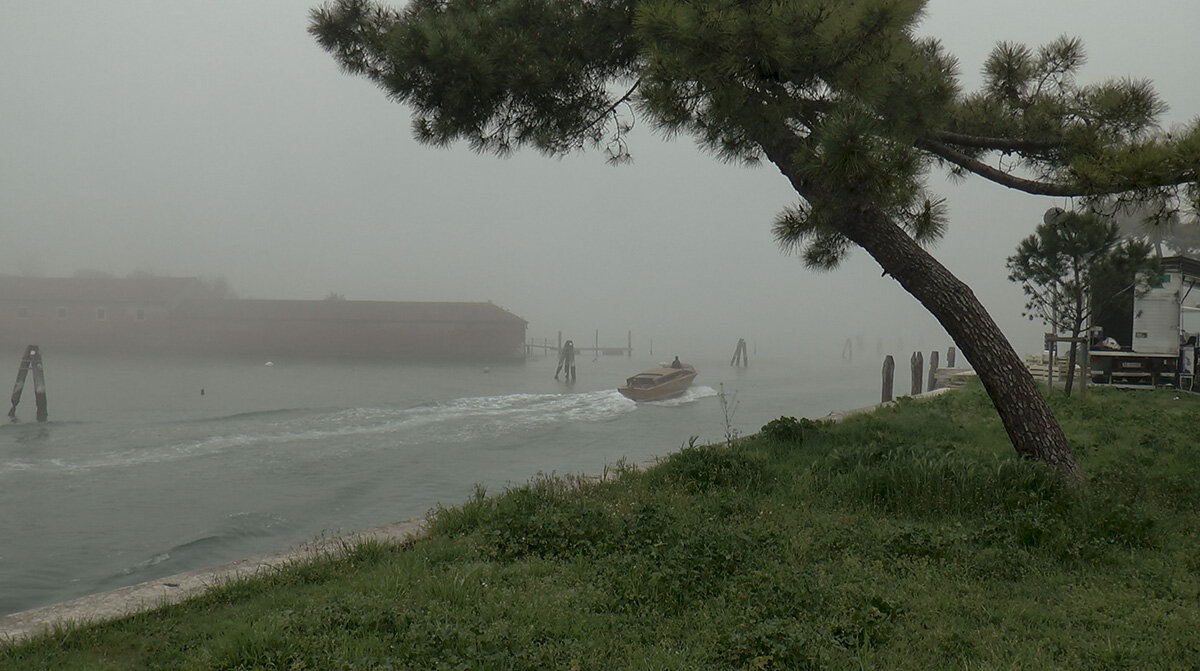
[29,389,641,473]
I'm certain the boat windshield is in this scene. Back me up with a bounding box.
[627,374,661,388]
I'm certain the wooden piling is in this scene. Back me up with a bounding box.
[1080,341,1089,401]
[927,350,939,392]
[947,347,956,368]
[730,338,749,367]
[555,340,576,382]
[882,355,894,403]
[910,351,923,396]
[9,345,47,422]
[1044,333,1055,394]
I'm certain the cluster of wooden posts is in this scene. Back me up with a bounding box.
[730,338,749,367]
[554,339,577,381]
[8,345,48,422]
[881,347,969,403]
[527,331,634,360]
[529,331,633,382]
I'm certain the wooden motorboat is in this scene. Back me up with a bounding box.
[617,364,698,402]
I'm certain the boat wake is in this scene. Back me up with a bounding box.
[2,389,641,475]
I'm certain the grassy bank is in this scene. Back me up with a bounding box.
[3,383,1199,669]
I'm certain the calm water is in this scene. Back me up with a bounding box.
[0,350,884,616]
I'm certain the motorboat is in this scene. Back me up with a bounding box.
[617,363,698,402]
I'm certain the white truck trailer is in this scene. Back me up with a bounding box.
[1088,255,1200,388]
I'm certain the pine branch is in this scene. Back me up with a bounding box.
[929,130,1064,153]
[574,77,642,138]
[917,138,1085,196]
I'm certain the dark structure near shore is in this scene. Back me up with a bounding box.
[0,276,527,360]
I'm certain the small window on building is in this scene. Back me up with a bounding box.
[136,308,146,321]
[96,307,106,320]
[57,307,68,319]
[17,307,30,319]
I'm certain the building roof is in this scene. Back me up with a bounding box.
[0,276,207,304]
[171,299,527,325]
[1163,255,1200,279]
[0,277,527,325]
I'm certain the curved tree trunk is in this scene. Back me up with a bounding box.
[762,141,1082,481]
[852,213,1084,478]
[838,207,1081,481]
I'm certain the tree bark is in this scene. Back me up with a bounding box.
[849,208,1082,481]
[762,142,1083,482]
[1064,339,1078,397]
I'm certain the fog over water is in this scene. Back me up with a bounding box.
[3,1,1197,360]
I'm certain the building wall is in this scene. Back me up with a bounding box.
[0,300,175,353]
[167,315,526,359]
[0,279,526,360]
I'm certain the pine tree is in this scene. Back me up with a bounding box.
[310,0,1200,481]
[1007,210,1158,397]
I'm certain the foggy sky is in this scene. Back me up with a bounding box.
[2,1,1197,360]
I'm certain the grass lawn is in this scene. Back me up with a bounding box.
[3,382,1198,669]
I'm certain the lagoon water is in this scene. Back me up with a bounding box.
[0,350,886,616]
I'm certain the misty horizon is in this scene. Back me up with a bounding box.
[3,1,1197,359]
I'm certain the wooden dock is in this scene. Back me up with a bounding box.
[527,330,633,357]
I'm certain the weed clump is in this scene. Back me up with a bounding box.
[645,441,766,493]
[760,415,821,445]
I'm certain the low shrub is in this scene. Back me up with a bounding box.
[760,415,821,445]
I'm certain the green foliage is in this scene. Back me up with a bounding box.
[759,415,820,445]
[429,474,620,561]
[1007,209,1158,332]
[645,441,765,493]
[311,0,641,159]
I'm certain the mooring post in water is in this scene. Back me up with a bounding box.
[9,345,48,422]
[1044,332,1055,394]
[881,355,895,403]
[927,350,940,392]
[910,351,923,396]
[730,338,748,367]
[554,339,576,382]
[947,346,956,368]
[7,352,29,421]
